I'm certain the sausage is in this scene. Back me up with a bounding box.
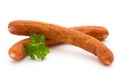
[71,26,108,41]
[9,39,29,60]
[8,20,114,65]
[9,26,109,60]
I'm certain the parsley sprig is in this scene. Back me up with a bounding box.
[24,34,50,61]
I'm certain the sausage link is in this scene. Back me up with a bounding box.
[8,25,109,60]
[8,26,108,60]
[71,26,108,41]
[9,39,29,60]
[8,20,114,65]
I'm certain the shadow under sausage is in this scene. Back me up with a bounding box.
[50,44,102,65]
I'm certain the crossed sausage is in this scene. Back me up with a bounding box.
[8,20,114,65]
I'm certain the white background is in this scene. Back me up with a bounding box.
[0,0,120,80]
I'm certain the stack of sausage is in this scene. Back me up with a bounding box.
[8,20,114,65]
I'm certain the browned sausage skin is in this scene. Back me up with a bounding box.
[72,26,109,41]
[8,20,113,65]
[9,39,29,60]
[9,26,109,60]
[8,26,109,61]
[8,39,60,60]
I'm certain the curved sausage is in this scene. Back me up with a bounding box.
[8,20,114,65]
[8,26,108,60]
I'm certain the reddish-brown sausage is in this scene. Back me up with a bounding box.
[8,20,114,65]
[8,26,109,60]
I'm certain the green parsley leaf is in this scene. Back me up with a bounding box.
[24,34,50,61]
